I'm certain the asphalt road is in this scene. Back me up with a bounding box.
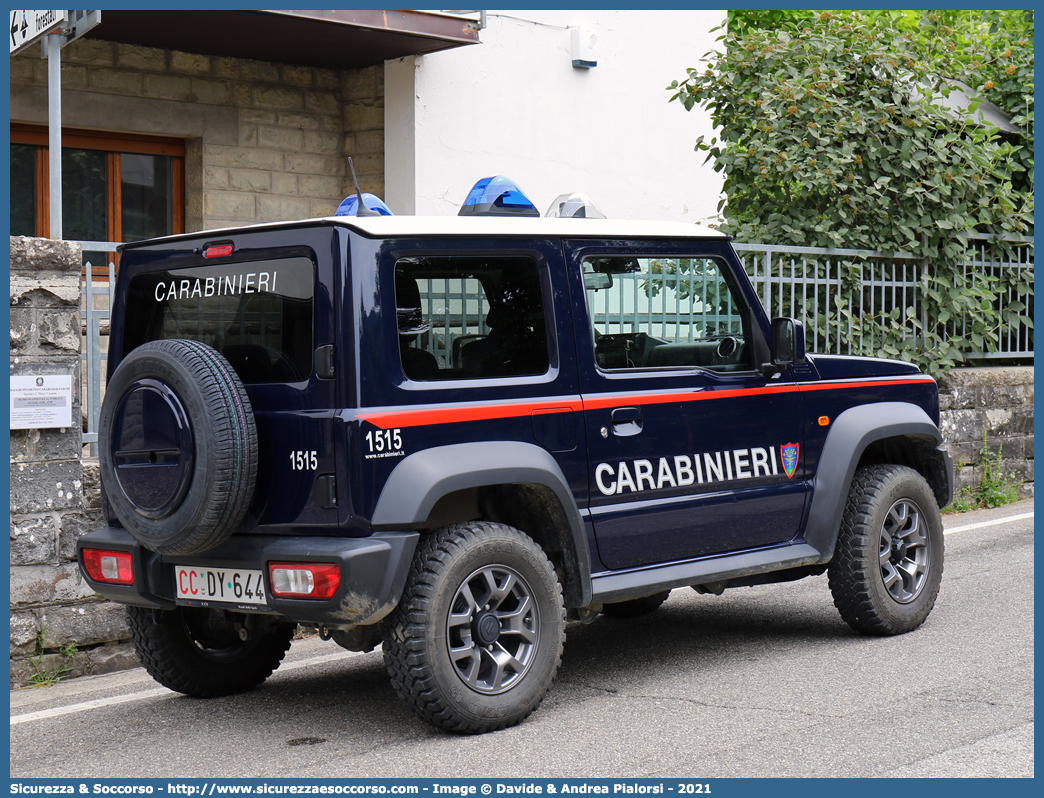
[10,500,1034,779]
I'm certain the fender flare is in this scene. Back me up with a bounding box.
[371,441,592,606]
[804,401,951,559]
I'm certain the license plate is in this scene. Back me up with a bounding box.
[174,566,267,606]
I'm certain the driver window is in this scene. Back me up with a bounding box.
[583,256,752,373]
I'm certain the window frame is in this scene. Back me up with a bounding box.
[391,252,555,384]
[582,253,756,375]
[122,256,316,386]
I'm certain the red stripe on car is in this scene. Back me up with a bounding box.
[355,377,935,430]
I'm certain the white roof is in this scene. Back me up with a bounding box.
[189,215,727,241]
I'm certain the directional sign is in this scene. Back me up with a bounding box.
[64,9,99,45]
[9,9,66,55]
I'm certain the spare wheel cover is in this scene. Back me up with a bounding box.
[99,339,258,555]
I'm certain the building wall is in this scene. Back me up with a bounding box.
[10,38,385,233]
[385,9,726,222]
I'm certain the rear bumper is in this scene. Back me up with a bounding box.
[77,527,419,627]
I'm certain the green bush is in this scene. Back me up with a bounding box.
[670,11,1033,373]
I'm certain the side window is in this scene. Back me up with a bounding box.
[394,255,549,381]
[583,256,752,373]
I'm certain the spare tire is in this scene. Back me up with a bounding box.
[99,339,258,554]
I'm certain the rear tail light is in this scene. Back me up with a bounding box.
[268,562,340,600]
[82,549,134,585]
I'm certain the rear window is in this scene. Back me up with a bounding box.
[123,257,314,384]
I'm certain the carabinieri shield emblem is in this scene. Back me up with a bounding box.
[781,442,799,479]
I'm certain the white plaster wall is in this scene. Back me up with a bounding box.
[385,9,725,224]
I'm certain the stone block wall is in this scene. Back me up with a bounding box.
[11,39,384,232]
[939,367,1034,498]
[10,237,136,687]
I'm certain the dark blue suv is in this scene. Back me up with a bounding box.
[79,214,952,733]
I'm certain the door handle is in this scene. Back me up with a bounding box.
[610,406,642,436]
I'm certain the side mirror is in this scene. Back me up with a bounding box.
[761,317,805,375]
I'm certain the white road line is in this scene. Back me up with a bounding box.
[945,511,1034,536]
[9,650,356,726]
[10,687,173,725]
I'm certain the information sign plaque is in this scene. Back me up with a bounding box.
[10,374,73,430]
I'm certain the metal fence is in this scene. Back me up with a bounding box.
[586,259,745,343]
[79,242,119,449]
[952,235,1034,357]
[77,234,1033,450]
[417,277,491,369]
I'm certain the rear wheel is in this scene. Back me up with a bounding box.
[383,522,565,733]
[128,606,294,697]
[828,465,944,635]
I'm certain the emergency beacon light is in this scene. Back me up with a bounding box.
[545,192,607,219]
[458,176,540,217]
[335,193,393,216]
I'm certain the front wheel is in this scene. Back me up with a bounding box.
[383,522,565,733]
[128,606,294,697]
[828,465,944,635]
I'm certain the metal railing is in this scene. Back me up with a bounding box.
[79,242,119,450]
[418,277,491,368]
[587,267,744,342]
[77,234,1033,451]
[955,234,1034,357]
[734,234,1034,359]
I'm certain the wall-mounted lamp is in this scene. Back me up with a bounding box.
[571,28,597,69]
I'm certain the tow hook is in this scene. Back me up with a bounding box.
[318,626,333,641]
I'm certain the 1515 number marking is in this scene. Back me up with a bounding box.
[290,450,318,471]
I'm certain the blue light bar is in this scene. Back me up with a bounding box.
[458,176,539,217]
[334,193,393,216]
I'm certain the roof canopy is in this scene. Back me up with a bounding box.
[84,9,480,70]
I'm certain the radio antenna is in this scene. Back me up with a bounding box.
[348,157,380,216]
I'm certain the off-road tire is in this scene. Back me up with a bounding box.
[383,522,565,734]
[601,590,671,618]
[829,464,944,635]
[128,606,294,697]
[99,339,257,555]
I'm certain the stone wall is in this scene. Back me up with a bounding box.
[10,38,384,231]
[10,237,135,687]
[939,367,1034,499]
